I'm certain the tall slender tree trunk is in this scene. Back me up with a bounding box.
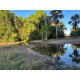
[42,34,43,41]
[45,33,47,40]
[45,16,48,40]
[45,16,47,25]
[37,24,39,33]
[56,24,58,39]
[74,28,76,37]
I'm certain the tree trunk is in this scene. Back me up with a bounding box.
[56,24,58,39]
[42,34,43,41]
[45,16,48,40]
[45,16,47,25]
[45,33,47,40]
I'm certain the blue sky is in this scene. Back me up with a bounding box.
[11,10,80,34]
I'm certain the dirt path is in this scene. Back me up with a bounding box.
[30,38,80,44]
[46,38,80,44]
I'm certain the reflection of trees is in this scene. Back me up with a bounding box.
[72,44,80,48]
[57,44,67,56]
[31,43,67,64]
[32,43,67,60]
[47,44,67,58]
[69,47,80,64]
[53,44,67,62]
[32,43,57,56]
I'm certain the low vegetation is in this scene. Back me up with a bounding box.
[0,45,79,70]
[0,45,53,70]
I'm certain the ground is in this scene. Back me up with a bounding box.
[0,44,54,70]
[0,38,80,70]
[46,38,80,44]
[30,38,80,44]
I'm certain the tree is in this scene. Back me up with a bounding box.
[68,14,80,37]
[25,10,46,40]
[58,22,66,33]
[20,22,36,42]
[40,24,49,41]
[0,10,24,42]
[48,26,56,39]
[27,10,46,32]
[50,10,64,39]
[58,22,66,38]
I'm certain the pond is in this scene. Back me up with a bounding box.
[31,42,80,67]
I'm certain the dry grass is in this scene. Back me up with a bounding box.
[0,43,79,70]
[0,45,53,70]
[0,42,29,46]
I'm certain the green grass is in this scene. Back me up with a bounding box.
[0,48,49,70]
[0,52,27,69]
[0,45,80,70]
[0,51,80,70]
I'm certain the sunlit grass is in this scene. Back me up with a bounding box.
[0,45,49,70]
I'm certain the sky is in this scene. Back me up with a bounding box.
[11,10,80,35]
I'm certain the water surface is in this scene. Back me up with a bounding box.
[31,42,80,67]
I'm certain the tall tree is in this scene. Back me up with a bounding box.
[58,22,66,33]
[68,14,80,33]
[40,24,49,41]
[50,10,64,39]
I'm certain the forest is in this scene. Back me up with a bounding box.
[0,10,80,43]
[0,10,80,70]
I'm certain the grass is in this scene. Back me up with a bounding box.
[0,52,50,70]
[0,52,27,69]
[0,41,29,46]
[0,44,80,70]
[0,45,50,70]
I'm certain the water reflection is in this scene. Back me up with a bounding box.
[69,45,80,64]
[53,44,67,63]
[32,42,67,62]
[31,42,80,67]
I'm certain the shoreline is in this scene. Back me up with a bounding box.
[0,38,80,46]
[46,39,80,44]
[0,42,28,46]
[0,42,79,69]
[30,38,80,44]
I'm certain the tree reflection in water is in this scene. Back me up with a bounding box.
[32,42,67,63]
[53,44,67,63]
[69,45,80,64]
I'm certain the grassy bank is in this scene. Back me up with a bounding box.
[0,41,29,46]
[0,51,48,70]
[0,45,54,70]
[0,44,80,70]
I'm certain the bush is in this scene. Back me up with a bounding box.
[11,33,18,42]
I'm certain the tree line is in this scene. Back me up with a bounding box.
[0,10,80,43]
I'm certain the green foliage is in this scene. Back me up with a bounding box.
[26,10,46,40]
[69,14,80,37]
[50,10,64,38]
[11,33,18,41]
[0,10,66,43]
[48,26,56,39]
[70,28,80,37]
[58,31,65,38]
[40,25,49,35]
[0,10,22,42]
[20,22,36,42]
[48,25,65,39]
[69,14,80,31]
[39,24,49,40]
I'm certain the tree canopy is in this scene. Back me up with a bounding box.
[1,10,80,43]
